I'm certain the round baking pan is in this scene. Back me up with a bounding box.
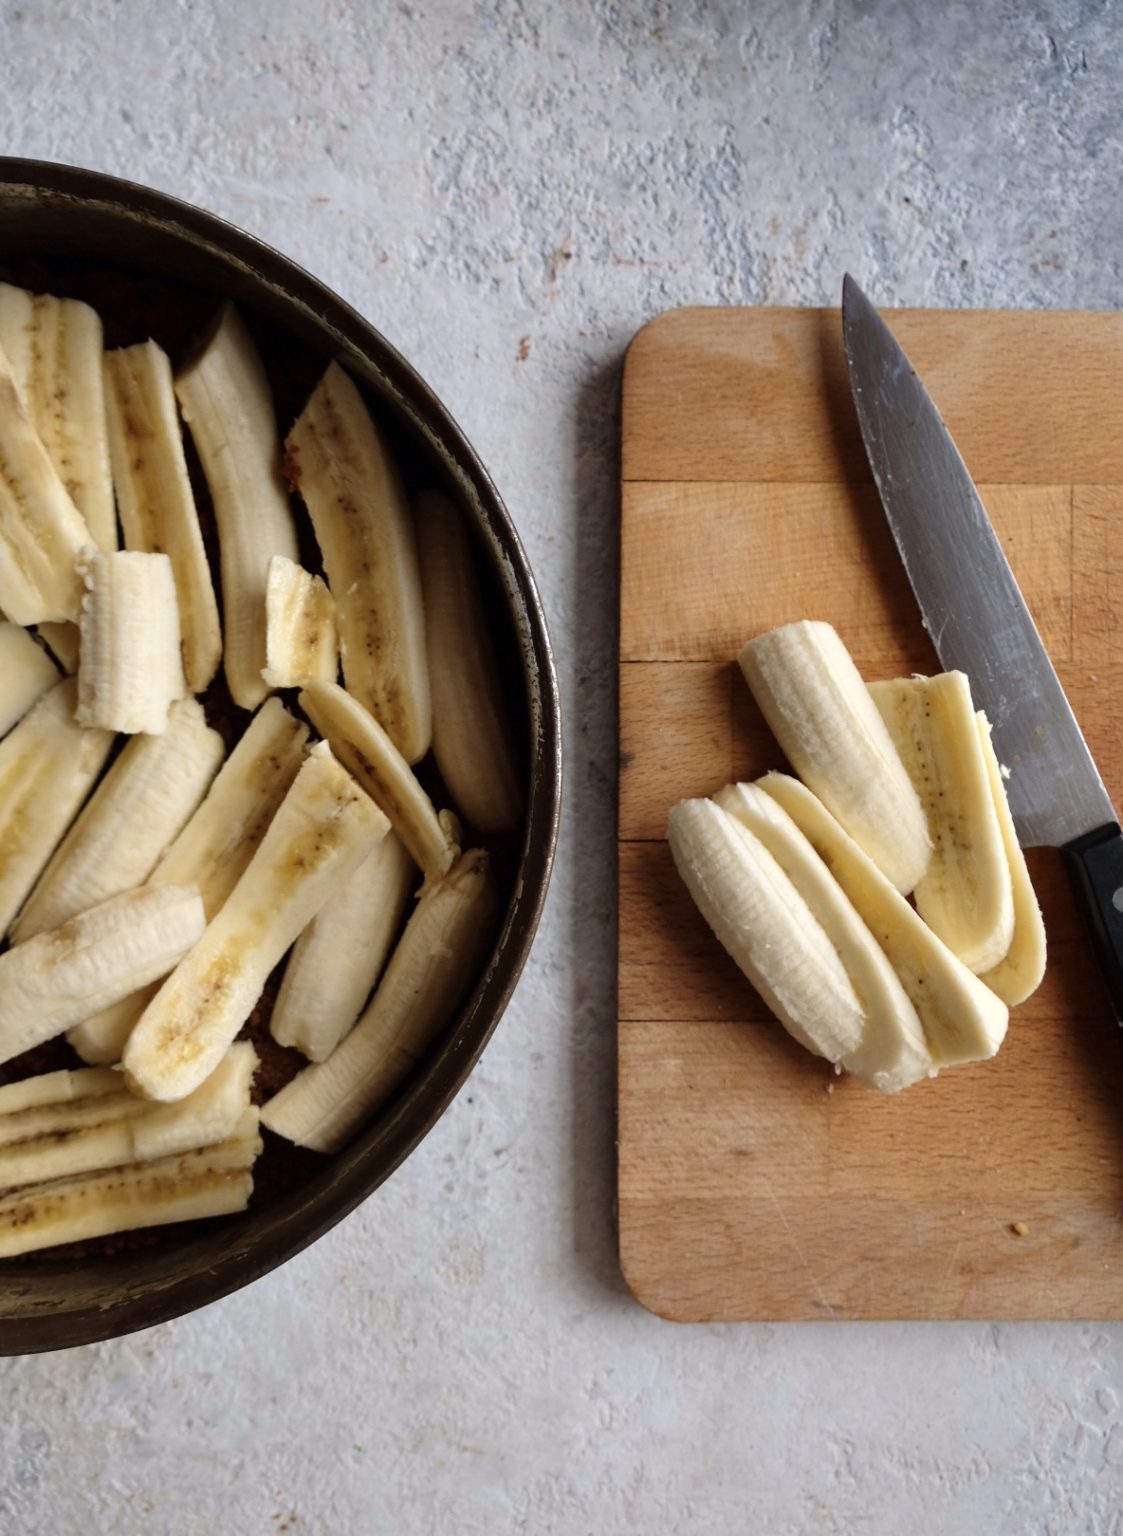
[0,158,561,1353]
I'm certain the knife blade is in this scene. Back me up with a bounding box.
[842,273,1123,1020]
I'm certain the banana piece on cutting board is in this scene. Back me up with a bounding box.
[739,621,931,894]
[758,772,1008,1069]
[714,782,932,1091]
[667,796,866,1066]
[870,671,1014,974]
[974,712,1047,1005]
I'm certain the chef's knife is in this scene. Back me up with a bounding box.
[841,274,1123,1021]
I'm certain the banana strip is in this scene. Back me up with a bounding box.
[739,621,931,894]
[67,698,310,1066]
[0,1066,123,1119]
[124,742,390,1102]
[175,303,299,709]
[0,1043,256,1190]
[415,490,523,834]
[270,830,415,1062]
[668,796,866,1065]
[976,713,1047,1005]
[152,697,310,919]
[0,284,116,552]
[758,773,1008,1068]
[261,554,338,689]
[261,848,497,1153]
[0,341,92,624]
[13,698,224,942]
[76,549,186,735]
[0,884,205,1067]
[0,1112,260,1259]
[300,680,459,886]
[0,622,59,738]
[104,340,223,693]
[870,672,1014,973]
[715,782,933,1092]
[286,363,431,762]
[0,679,114,936]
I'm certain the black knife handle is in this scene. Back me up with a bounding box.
[1064,823,1123,1023]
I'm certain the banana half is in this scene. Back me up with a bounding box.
[714,782,933,1092]
[667,796,866,1067]
[870,672,1014,974]
[739,621,932,894]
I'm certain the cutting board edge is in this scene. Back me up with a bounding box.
[617,304,1123,1324]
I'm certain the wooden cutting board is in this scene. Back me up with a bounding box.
[618,306,1123,1322]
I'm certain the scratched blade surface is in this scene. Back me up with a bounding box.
[842,275,1114,849]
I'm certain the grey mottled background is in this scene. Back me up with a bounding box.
[2,2,1123,1531]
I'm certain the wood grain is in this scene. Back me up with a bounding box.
[622,482,1074,665]
[618,306,1123,1321]
[623,307,1123,485]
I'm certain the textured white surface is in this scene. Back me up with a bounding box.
[3,1,1123,1530]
